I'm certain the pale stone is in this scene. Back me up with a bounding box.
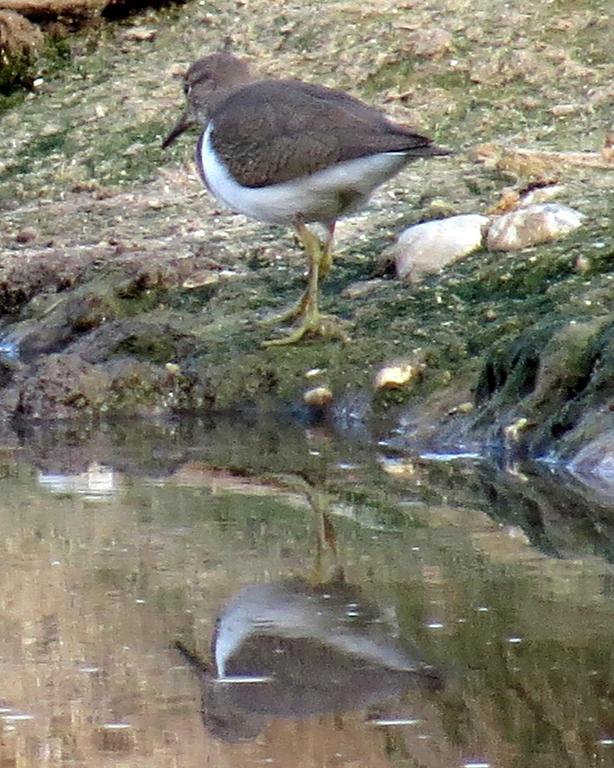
[486,203,584,251]
[305,368,326,379]
[574,255,591,273]
[341,278,385,299]
[503,417,531,442]
[15,226,37,243]
[550,103,577,117]
[182,270,220,288]
[394,215,489,282]
[374,361,422,390]
[121,26,156,42]
[303,386,333,407]
[40,122,62,136]
[169,62,188,78]
[405,28,452,58]
[519,185,565,206]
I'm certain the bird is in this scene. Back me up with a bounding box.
[174,575,442,742]
[162,51,451,346]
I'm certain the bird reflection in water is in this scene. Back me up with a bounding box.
[174,481,443,744]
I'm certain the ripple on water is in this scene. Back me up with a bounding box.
[0,336,20,360]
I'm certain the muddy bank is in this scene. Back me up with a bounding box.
[0,0,613,482]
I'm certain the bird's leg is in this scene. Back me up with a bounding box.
[265,221,335,326]
[310,498,340,586]
[262,218,350,347]
[262,221,322,345]
[262,221,336,327]
[318,220,336,281]
[265,280,310,326]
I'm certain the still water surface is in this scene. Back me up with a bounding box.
[1,418,614,768]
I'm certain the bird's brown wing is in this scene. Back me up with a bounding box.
[210,79,444,188]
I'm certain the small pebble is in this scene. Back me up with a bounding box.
[169,62,188,78]
[575,255,590,273]
[427,197,456,217]
[303,386,333,407]
[305,367,325,379]
[341,278,384,299]
[374,361,422,390]
[182,270,220,288]
[15,227,37,244]
[40,123,62,137]
[404,27,453,58]
[123,142,145,157]
[503,417,531,442]
[121,26,157,42]
[519,185,565,207]
[550,104,577,117]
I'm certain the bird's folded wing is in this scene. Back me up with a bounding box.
[211,79,436,188]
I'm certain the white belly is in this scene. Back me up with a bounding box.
[199,122,408,225]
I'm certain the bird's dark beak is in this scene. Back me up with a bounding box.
[162,109,195,149]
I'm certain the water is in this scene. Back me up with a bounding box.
[1,417,614,768]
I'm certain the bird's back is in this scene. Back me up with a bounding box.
[209,78,446,189]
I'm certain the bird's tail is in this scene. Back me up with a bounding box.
[407,142,454,157]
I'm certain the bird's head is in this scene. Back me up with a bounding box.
[162,53,252,148]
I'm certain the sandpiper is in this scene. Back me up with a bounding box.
[163,52,451,346]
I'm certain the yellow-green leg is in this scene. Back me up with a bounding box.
[263,222,333,326]
[262,220,349,347]
[319,221,335,281]
[265,283,310,326]
[308,489,341,586]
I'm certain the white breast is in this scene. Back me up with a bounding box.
[199,122,408,225]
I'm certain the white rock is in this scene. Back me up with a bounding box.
[394,215,489,282]
[121,26,157,42]
[303,386,333,407]
[487,203,583,251]
[519,185,565,206]
[374,360,423,390]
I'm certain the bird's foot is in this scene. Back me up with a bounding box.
[260,291,309,326]
[262,311,351,347]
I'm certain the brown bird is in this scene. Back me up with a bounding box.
[175,575,442,742]
[163,52,451,346]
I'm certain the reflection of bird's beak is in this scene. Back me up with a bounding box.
[161,109,195,148]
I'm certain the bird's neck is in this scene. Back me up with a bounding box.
[201,75,255,123]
